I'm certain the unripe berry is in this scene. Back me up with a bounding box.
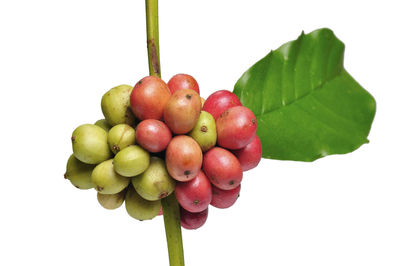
[101,85,135,126]
[188,111,217,152]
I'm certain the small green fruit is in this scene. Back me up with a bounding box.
[125,186,160,221]
[189,111,217,152]
[91,159,130,194]
[113,145,150,177]
[64,154,95,189]
[108,124,136,154]
[132,157,176,201]
[94,119,112,132]
[101,84,135,126]
[72,124,112,164]
[97,189,127,210]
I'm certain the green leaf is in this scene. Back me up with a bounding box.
[233,28,376,162]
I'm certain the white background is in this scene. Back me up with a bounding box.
[0,0,399,265]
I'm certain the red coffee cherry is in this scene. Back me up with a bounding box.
[130,76,171,120]
[167,74,200,94]
[166,135,203,182]
[175,170,212,213]
[202,90,242,120]
[216,106,257,150]
[164,89,202,134]
[211,184,241,209]
[202,147,242,190]
[180,207,208,230]
[232,135,262,171]
[136,119,172,153]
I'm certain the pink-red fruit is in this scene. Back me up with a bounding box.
[217,106,257,150]
[168,74,200,94]
[211,184,241,209]
[163,89,202,134]
[130,76,171,120]
[166,135,203,182]
[203,147,242,190]
[180,207,208,230]
[136,119,172,153]
[175,170,212,213]
[203,90,242,120]
[232,135,262,171]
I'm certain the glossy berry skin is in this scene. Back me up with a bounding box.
[202,90,242,120]
[130,76,171,120]
[167,74,200,94]
[180,207,208,230]
[203,147,242,190]
[211,184,241,209]
[163,89,202,134]
[136,119,172,153]
[216,106,257,150]
[175,170,212,213]
[232,135,262,171]
[166,135,203,182]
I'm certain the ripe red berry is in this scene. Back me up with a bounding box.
[202,147,242,190]
[167,74,200,94]
[211,184,241,209]
[202,90,242,120]
[166,135,203,182]
[180,207,208,230]
[216,106,257,150]
[136,119,172,153]
[175,170,212,213]
[232,135,262,171]
[130,76,171,120]
[163,89,202,134]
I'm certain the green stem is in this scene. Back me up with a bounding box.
[145,0,161,77]
[145,1,185,265]
[162,194,185,266]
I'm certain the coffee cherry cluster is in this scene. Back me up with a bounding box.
[65,74,262,230]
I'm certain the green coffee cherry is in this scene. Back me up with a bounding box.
[113,145,150,177]
[125,186,160,221]
[101,84,135,126]
[132,157,175,201]
[91,159,130,194]
[95,119,112,132]
[108,124,136,154]
[97,189,126,210]
[64,154,95,189]
[72,124,112,164]
[189,111,217,152]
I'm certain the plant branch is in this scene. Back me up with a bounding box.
[145,1,185,265]
[145,0,161,77]
[162,194,185,266]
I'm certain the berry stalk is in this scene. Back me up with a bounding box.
[145,0,185,265]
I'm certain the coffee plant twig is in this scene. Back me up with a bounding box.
[145,0,185,265]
